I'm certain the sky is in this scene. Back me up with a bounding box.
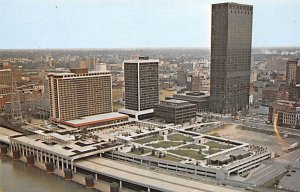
[0,0,299,49]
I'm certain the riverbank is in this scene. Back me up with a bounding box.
[0,155,98,192]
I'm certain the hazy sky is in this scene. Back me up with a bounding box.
[0,0,299,49]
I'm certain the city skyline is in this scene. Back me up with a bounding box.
[0,0,300,49]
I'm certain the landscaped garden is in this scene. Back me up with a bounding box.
[134,135,164,144]
[205,141,232,150]
[180,144,206,150]
[168,149,205,160]
[131,131,237,163]
[147,141,184,148]
[167,133,193,142]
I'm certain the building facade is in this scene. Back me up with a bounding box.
[187,74,203,92]
[210,3,253,113]
[177,69,187,86]
[48,71,112,122]
[269,100,300,129]
[277,110,300,129]
[286,58,300,86]
[124,57,159,111]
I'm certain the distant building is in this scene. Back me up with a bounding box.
[186,74,201,92]
[176,69,187,86]
[250,70,258,82]
[0,69,13,113]
[48,69,112,123]
[210,3,253,113]
[0,85,12,113]
[286,58,300,86]
[0,69,12,86]
[154,99,196,124]
[269,100,300,129]
[166,91,209,112]
[277,109,300,129]
[119,57,159,119]
[262,85,288,103]
[289,85,300,102]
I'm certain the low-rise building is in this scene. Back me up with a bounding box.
[269,100,300,129]
[154,99,196,124]
[166,92,209,112]
[61,112,129,129]
[277,109,300,129]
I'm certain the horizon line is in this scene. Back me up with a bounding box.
[1,46,300,51]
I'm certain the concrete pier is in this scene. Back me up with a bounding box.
[110,182,119,192]
[26,155,34,166]
[12,150,20,159]
[85,175,94,188]
[0,145,8,155]
[45,162,54,173]
[64,168,73,180]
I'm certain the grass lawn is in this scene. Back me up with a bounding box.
[147,141,184,148]
[205,141,232,149]
[167,134,193,142]
[148,154,184,162]
[180,144,206,150]
[206,148,222,155]
[168,149,205,160]
[134,135,164,144]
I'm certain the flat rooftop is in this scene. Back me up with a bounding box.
[0,127,21,144]
[162,99,188,104]
[10,131,121,159]
[124,59,159,63]
[47,71,111,77]
[160,99,195,107]
[62,112,129,127]
[210,155,231,162]
[229,149,251,157]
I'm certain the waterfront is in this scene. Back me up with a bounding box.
[0,156,98,192]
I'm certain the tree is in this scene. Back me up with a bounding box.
[232,111,238,117]
[198,149,202,154]
[151,149,155,156]
[241,108,249,117]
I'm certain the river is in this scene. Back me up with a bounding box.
[0,156,98,192]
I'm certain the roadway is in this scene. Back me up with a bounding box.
[212,115,300,187]
[243,149,300,186]
[75,158,243,192]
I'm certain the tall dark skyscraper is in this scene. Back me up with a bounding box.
[210,2,253,113]
[120,56,159,119]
